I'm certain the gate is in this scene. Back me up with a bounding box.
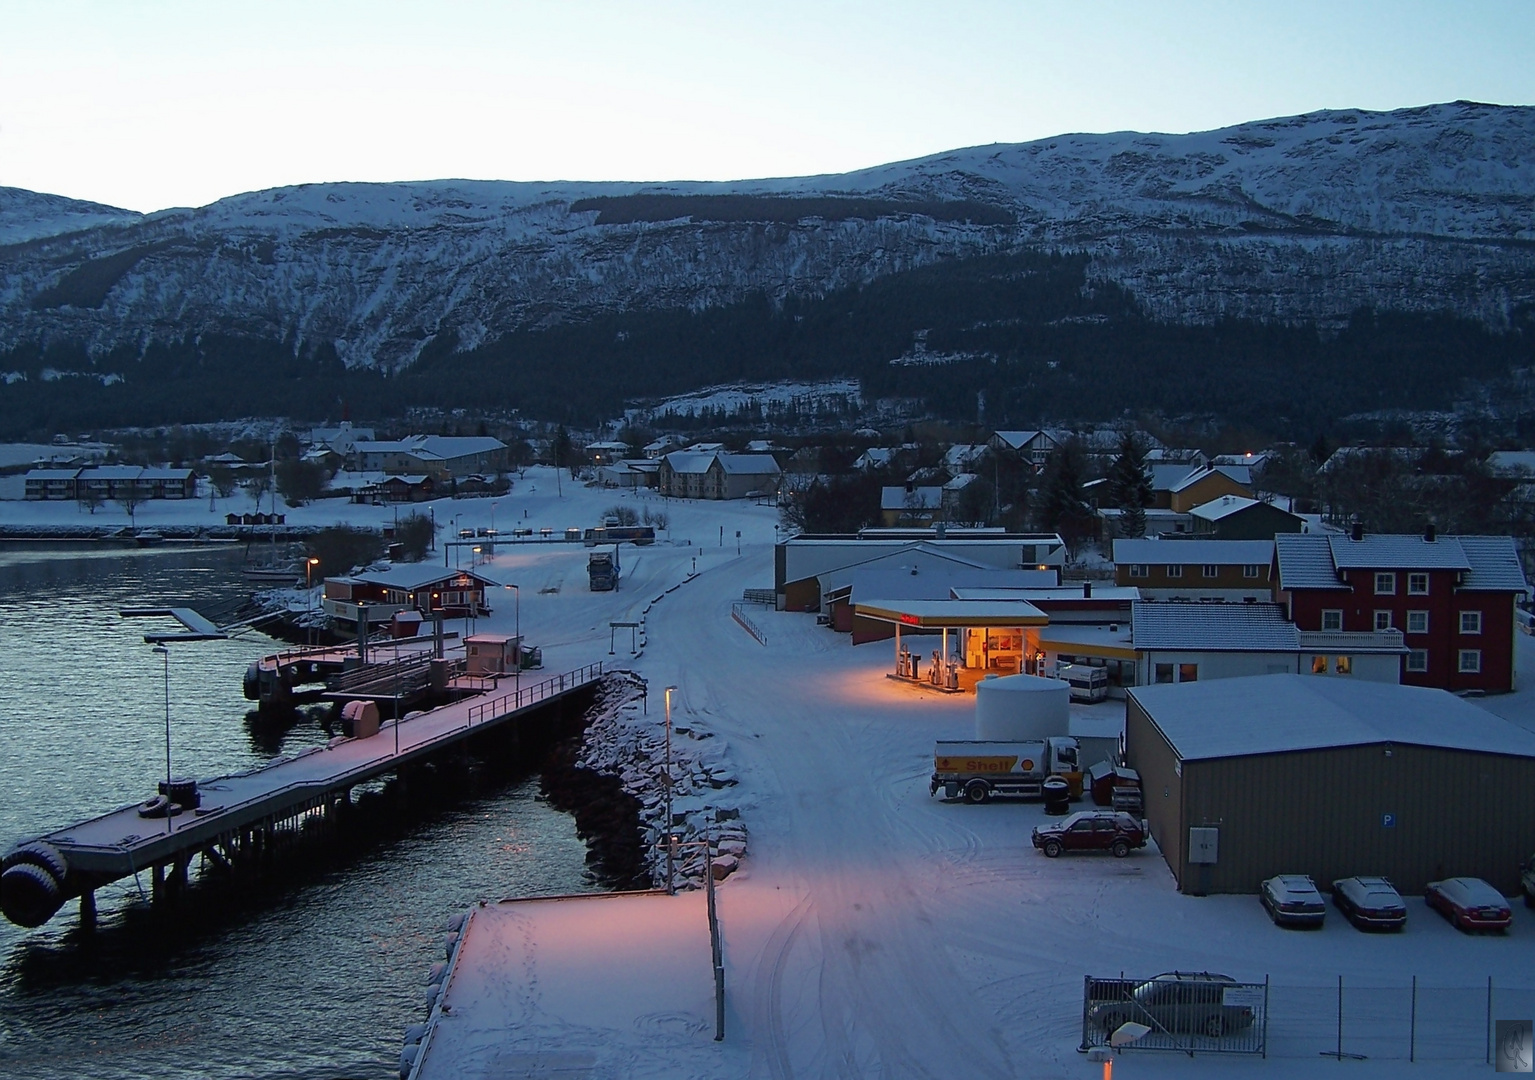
[1082,974,1268,1056]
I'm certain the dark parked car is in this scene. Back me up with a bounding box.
[1259,875,1326,928]
[1521,855,1535,908]
[1086,971,1255,1039]
[1032,810,1146,858]
[1332,876,1407,931]
[1425,877,1512,933]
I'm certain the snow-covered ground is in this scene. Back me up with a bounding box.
[356,472,1535,1079]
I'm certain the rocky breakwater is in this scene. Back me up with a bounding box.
[550,671,747,891]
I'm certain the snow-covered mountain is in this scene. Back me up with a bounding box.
[1,101,1532,375]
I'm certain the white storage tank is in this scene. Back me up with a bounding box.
[975,673,1070,741]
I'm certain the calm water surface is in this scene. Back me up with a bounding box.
[0,543,597,1079]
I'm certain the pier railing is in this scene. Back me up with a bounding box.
[466,662,605,727]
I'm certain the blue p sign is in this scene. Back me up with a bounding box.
[1382,813,1396,828]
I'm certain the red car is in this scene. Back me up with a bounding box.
[1032,810,1147,858]
[1425,877,1512,933]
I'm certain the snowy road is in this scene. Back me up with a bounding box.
[398,477,1534,1079]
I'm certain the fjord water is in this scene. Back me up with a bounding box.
[0,543,596,1080]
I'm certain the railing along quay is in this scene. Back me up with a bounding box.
[1,663,607,931]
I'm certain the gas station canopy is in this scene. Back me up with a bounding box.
[853,599,1049,629]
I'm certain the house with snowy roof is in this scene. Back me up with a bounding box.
[1188,495,1305,540]
[351,435,507,478]
[1273,526,1528,694]
[1112,538,1276,601]
[658,450,780,500]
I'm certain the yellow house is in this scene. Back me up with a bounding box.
[1167,466,1254,513]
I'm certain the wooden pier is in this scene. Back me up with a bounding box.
[0,663,606,930]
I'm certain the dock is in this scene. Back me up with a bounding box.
[409,891,718,1079]
[0,663,606,930]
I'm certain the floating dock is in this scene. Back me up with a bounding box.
[0,663,606,929]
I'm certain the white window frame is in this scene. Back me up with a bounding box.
[1321,609,1343,632]
[1406,649,1428,672]
[1243,564,1261,579]
[1407,572,1429,595]
[1373,610,1394,631]
[1460,610,1482,635]
[1166,564,1183,578]
[1406,610,1429,634]
[1128,564,1148,578]
[1374,572,1396,595]
[1458,649,1482,674]
[1202,564,1218,579]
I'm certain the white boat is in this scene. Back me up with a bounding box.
[242,562,301,583]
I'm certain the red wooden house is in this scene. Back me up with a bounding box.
[1273,527,1527,693]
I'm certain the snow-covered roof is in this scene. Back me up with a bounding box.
[1456,535,1529,592]
[1147,463,1198,491]
[1188,495,1260,522]
[953,585,1140,601]
[381,474,431,484]
[942,473,978,491]
[1132,601,1300,652]
[854,598,1049,627]
[717,453,781,476]
[839,566,1054,603]
[1132,675,1535,762]
[348,564,498,591]
[1327,532,1472,571]
[881,486,943,510]
[77,464,151,479]
[816,544,994,596]
[1168,464,1252,492]
[663,451,717,474]
[1273,532,1347,590]
[943,444,987,469]
[1111,538,1275,566]
[744,440,780,453]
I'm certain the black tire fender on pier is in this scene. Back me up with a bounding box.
[138,794,172,819]
[2,840,70,883]
[964,779,991,804]
[243,663,262,701]
[1,862,65,928]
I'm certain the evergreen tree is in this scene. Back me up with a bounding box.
[1107,430,1152,538]
[1036,438,1094,555]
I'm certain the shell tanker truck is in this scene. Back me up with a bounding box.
[930,737,1082,804]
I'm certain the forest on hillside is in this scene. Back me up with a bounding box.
[0,251,1531,440]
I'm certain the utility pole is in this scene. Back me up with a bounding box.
[664,685,678,895]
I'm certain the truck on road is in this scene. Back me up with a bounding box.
[587,546,621,591]
[930,737,1082,803]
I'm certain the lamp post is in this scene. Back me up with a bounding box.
[152,644,172,834]
[305,556,320,647]
[664,685,678,895]
[505,584,520,704]
[451,514,462,568]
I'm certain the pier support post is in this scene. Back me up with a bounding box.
[150,863,165,906]
[79,888,97,930]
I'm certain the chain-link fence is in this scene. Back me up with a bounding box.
[1081,975,1268,1055]
[1084,974,1535,1062]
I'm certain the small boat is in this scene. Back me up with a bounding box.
[242,562,301,583]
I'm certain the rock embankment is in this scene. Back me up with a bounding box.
[549,671,747,891]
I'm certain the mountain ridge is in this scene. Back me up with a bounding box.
[0,100,1532,434]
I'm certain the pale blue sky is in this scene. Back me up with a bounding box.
[2,0,1531,212]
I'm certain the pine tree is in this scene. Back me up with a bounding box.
[1107,431,1152,538]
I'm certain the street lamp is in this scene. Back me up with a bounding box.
[664,685,678,895]
[152,645,172,834]
[305,556,320,647]
[505,584,520,705]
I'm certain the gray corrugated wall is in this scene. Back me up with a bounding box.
[1184,744,1535,895]
[1125,696,1185,886]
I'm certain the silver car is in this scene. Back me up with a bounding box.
[1332,876,1407,931]
[1260,874,1326,928]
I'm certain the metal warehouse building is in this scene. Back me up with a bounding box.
[1126,674,1535,896]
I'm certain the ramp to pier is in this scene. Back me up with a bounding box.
[413,891,718,1079]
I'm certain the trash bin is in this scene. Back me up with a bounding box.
[1042,775,1071,816]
